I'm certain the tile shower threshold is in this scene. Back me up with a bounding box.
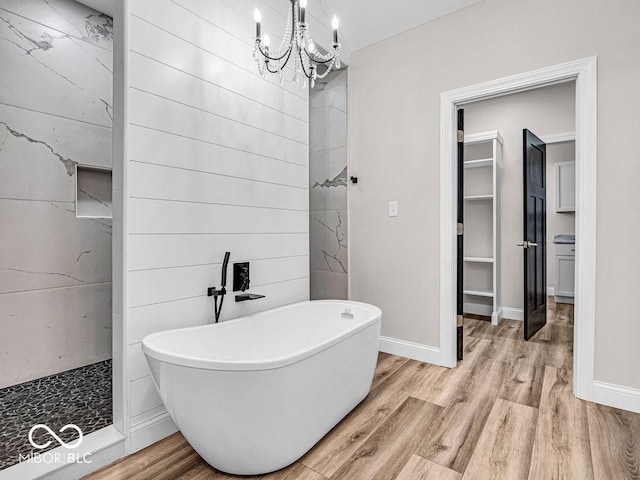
[0,360,113,471]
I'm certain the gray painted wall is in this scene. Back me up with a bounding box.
[464,82,576,311]
[0,0,113,388]
[349,0,640,389]
[309,69,348,300]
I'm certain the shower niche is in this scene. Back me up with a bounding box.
[76,165,113,218]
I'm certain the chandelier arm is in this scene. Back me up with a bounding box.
[257,43,293,62]
[303,46,338,65]
[265,61,281,74]
[277,45,295,74]
[297,46,313,80]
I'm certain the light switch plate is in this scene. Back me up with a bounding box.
[388,201,398,217]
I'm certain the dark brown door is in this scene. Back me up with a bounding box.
[522,129,547,340]
[456,109,464,360]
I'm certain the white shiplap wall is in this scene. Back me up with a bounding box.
[124,0,309,450]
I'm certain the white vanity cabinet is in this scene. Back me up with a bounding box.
[555,243,575,304]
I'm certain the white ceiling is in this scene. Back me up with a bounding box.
[75,0,113,17]
[71,0,485,54]
[320,0,485,53]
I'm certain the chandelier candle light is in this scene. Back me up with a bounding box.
[253,0,341,88]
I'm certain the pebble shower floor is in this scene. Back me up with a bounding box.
[0,359,112,470]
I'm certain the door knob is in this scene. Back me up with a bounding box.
[517,241,539,248]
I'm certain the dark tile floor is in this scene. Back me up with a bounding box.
[0,359,112,470]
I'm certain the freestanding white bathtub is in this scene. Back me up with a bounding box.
[142,300,382,475]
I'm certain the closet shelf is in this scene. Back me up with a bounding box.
[464,158,493,169]
[464,257,494,263]
[464,194,494,201]
[462,130,502,325]
[463,288,494,298]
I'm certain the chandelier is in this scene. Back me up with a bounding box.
[253,0,341,88]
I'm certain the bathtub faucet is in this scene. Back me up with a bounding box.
[207,251,231,323]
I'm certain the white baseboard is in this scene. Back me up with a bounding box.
[379,336,443,366]
[590,381,640,414]
[0,426,125,480]
[491,307,503,326]
[463,302,492,316]
[547,287,555,296]
[502,307,524,321]
[463,303,511,324]
[129,410,178,453]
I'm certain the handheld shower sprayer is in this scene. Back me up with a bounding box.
[221,251,230,288]
[207,251,231,323]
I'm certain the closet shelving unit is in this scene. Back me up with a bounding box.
[463,130,503,325]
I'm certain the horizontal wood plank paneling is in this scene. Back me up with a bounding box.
[128,89,307,165]
[129,53,307,141]
[128,233,308,271]
[127,13,306,120]
[128,198,308,234]
[127,125,308,188]
[129,376,164,417]
[127,277,309,345]
[129,255,308,307]
[171,0,301,79]
[128,161,307,211]
[126,0,309,446]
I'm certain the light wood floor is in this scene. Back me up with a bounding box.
[84,299,640,480]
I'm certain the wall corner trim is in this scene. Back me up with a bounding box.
[379,336,443,366]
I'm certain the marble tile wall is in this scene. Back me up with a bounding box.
[0,0,113,388]
[309,69,348,300]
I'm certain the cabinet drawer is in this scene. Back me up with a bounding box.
[555,244,575,256]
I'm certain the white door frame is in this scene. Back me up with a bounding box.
[439,57,597,401]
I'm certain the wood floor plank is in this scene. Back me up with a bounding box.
[301,360,432,477]
[412,336,493,406]
[527,367,594,480]
[267,463,326,480]
[416,360,509,473]
[498,356,545,408]
[395,454,462,480]
[493,319,523,340]
[330,397,443,480]
[82,433,190,480]
[127,443,201,480]
[462,399,538,480]
[370,351,410,391]
[465,318,497,339]
[548,300,573,326]
[174,462,235,480]
[586,402,640,480]
[259,462,310,480]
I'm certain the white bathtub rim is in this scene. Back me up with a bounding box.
[142,300,382,372]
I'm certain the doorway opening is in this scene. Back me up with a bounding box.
[460,82,576,341]
[455,83,577,391]
[439,57,597,402]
